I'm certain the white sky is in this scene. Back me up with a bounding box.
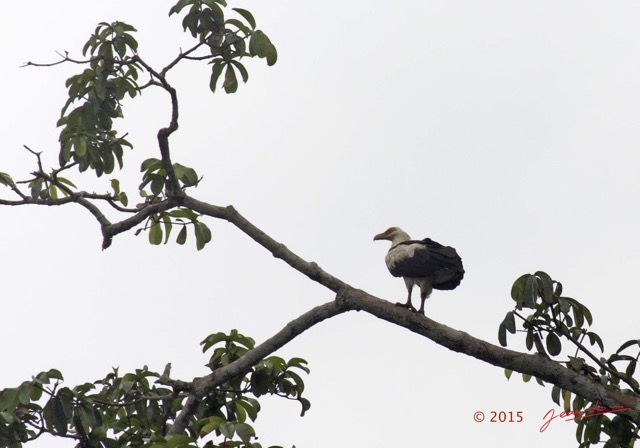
[2,1,640,447]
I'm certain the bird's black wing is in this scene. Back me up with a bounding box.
[387,238,464,289]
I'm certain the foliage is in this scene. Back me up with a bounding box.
[0,0,277,250]
[500,272,640,447]
[0,330,309,448]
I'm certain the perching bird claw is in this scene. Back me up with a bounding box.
[395,301,416,312]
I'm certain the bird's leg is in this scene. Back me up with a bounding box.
[418,294,427,314]
[396,283,416,311]
[417,283,433,314]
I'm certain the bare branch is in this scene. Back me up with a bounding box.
[22,51,100,68]
[183,197,346,292]
[161,42,207,76]
[131,55,182,196]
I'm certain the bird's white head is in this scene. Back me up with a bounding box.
[373,226,412,247]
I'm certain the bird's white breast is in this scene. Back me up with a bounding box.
[385,243,420,272]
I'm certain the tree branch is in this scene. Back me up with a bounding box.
[132,55,182,196]
[168,289,640,436]
[182,197,347,293]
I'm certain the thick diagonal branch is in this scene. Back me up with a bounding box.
[182,197,347,293]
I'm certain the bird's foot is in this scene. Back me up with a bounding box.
[395,302,417,312]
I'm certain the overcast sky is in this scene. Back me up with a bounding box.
[2,1,640,447]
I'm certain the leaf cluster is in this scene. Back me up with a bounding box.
[169,0,276,93]
[202,330,311,419]
[57,21,139,177]
[500,272,640,447]
[0,330,309,448]
[1,0,281,251]
[499,271,600,357]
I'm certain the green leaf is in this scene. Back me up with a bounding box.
[169,0,193,16]
[230,60,249,83]
[616,339,640,354]
[235,422,255,444]
[525,328,534,351]
[141,157,162,172]
[551,385,561,406]
[29,383,43,401]
[535,271,554,303]
[562,389,571,412]
[173,164,199,187]
[571,304,585,328]
[111,179,120,196]
[18,382,32,405]
[47,369,64,380]
[166,434,195,448]
[510,274,528,309]
[183,167,199,187]
[299,397,311,416]
[117,192,129,206]
[554,281,563,298]
[264,41,277,66]
[0,172,14,187]
[55,177,76,189]
[249,30,266,57]
[170,208,199,220]
[199,416,225,437]
[149,174,166,196]
[219,421,235,439]
[504,369,513,380]
[122,33,139,52]
[523,275,537,308]
[581,303,593,326]
[149,221,163,245]
[586,332,604,352]
[172,163,186,180]
[0,388,19,413]
[47,396,69,435]
[546,332,562,356]
[503,311,516,334]
[209,60,225,93]
[236,399,258,422]
[498,321,507,347]
[75,136,87,158]
[59,141,73,166]
[223,64,238,93]
[234,400,247,423]
[572,395,585,412]
[233,8,256,29]
[557,297,571,314]
[194,221,212,250]
[287,357,310,374]
[225,18,250,35]
[30,178,44,200]
[162,213,173,244]
[176,226,188,245]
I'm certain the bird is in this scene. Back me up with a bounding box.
[373,226,464,314]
